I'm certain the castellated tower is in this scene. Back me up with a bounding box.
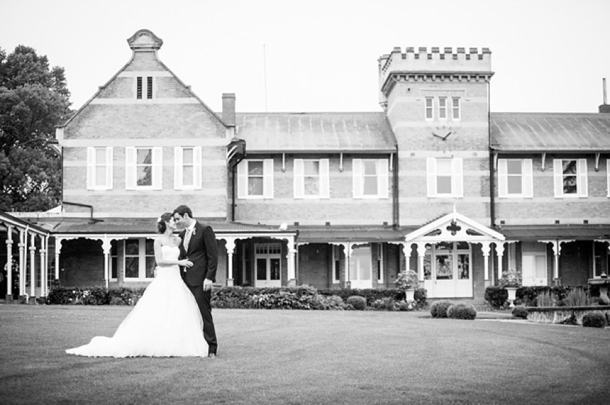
[378,47,494,226]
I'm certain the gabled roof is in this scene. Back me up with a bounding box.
[490,112,610,152]
[235,112,396,153]
[405,210,504,243]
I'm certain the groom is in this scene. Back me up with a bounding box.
[173,205,218,357]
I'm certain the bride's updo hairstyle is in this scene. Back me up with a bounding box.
[156,212,173,234]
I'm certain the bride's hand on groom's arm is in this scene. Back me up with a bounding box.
[179,259,193,268]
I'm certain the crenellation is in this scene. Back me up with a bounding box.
[378,46,493,96]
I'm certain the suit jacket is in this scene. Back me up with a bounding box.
[179,221,218,286]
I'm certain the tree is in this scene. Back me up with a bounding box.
[0,45,71,211]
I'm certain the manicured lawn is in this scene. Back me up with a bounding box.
[1,305,609,404]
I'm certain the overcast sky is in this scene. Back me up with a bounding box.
[1,0,609,114]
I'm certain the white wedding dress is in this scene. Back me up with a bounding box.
[66,245,208,358]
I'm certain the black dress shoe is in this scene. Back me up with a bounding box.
[208,353,216,358]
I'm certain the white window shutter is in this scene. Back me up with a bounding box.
[320,159,330,199]
[353,159,363,198]
[152,147,163,190]
[86,147,95,190]
[553,159,563,197]
[237,161,247,198]
[193,147,202,189]
[523,159,533,198]
[174,147,183,190]
[106,147,113,190]
[578,159,588,197]
[453,158,463,198]
[378,159,389,198]
[497,159,508,198]
[293,159,304,199]
[263,159,274,198]
[426,158,436,197]
[125,147,136,190]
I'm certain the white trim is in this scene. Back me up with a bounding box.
[498,158,533,198]
[553,158,588,198]
[405,211,505,243]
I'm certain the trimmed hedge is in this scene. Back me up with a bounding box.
[430,300,453,318]
[46,285,427,311]
[511,306,528,319]
[582,312,607,328]
[447,303,477,320]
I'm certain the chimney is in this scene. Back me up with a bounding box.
[222,93,236,126]
[600,78,610,113]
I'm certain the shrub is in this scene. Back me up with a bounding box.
[371,297,397,311]
[447,303,477,320]
[396,301,411,311]
[564,288,593,307]
[535,290,555,307]
[81,287,109,305]
[346,295,367,310]
[484,287,508,309]
[430,300,453,318]
[512,306,528,319]
[314,294,346,310]
[582,312,607,328]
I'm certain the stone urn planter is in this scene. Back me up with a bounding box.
[506,287,518,308]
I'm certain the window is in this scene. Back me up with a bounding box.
[332,245,342,283]
[426,157,463,197]
[553,159,587,197]
[498,159,533,198]
[294,159,330,198]
[126,147,163,190]
[452,97,461,120]
[438,97,447,120]
[375,243,384,283]
[353,159,389,199]
[86,147,113,190]
[174,147,202,190]
[425,97,434,120]
[110,240,118,279]
[136,76,153,99]
[237,159,274,198]
[425,96,461,121]
[124,239,156,280]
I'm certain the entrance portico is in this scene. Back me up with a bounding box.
[404,210,505,299]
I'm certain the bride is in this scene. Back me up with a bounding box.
[66,212,209,358]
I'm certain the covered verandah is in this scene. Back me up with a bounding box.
[0,211,52,302]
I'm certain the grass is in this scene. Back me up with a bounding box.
[1,305,610,405]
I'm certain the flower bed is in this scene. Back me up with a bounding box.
[526,306,610,325]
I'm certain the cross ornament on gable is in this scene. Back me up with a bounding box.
[446,220,461,236]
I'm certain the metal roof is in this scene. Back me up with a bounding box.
[491,113,610,152]
[235,112,396,153]
[295,226,414,243]
[46,218,289,235]
[499,225,610,241]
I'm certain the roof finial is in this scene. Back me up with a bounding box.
[127,29,163,51]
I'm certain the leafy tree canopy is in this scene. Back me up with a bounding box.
[0,45,71,212]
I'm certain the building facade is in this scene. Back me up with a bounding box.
[2,30,609,303]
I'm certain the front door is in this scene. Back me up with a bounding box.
[424,242,472,298]
[521,242,547,286]
[349,244,373,289]
[254,243,281,287]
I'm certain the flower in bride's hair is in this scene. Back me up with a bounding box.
[157,217,162,223]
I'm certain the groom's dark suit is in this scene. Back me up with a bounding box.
[179,221,218,355]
